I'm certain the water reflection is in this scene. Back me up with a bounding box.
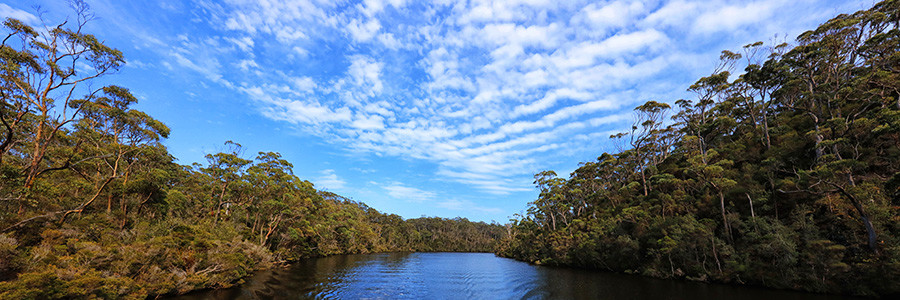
[172,253,856,300]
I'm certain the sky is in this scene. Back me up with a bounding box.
[1,0,867,223]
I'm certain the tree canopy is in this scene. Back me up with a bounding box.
[0,5,502,298]
[498,1,900,297]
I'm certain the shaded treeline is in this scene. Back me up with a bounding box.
[498,1,900,297]
[0,5,502,299]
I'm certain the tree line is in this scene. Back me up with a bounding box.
[497,0,900,297]
[0,5,503,298]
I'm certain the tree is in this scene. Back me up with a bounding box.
[501,2,900,295]
[66,85,169,222]
[0,2,125,191]
[200,141,251,225]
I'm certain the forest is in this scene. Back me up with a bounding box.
[497,0,900,297]
[0,7,503,299]
[3,0,900,299]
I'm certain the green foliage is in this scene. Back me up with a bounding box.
[498,1,900,297]
[0,7,504,299]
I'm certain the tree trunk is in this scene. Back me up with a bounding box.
[213,182,227,225]
[640,166,649,196]
[3,175,118,232]
[719,190,732,243]
[24,118,45,189]
[746,193,756,218]
[809,113,824,162]
[762,111,772,149]
[711,235,723,276]
[831,183,879,254]
[549,210,557,231]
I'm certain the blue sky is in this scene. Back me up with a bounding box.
[2,0,864,223]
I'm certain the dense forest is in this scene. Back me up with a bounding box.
[4,0,900,299]
[0,7,503,299]
[498,0,900,297]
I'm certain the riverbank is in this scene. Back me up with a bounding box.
[170,252,865,300]
[0,214,503,299]
[498,252,892,299]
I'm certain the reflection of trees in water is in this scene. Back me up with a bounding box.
[171,253,855,300]
[242,252,418,298]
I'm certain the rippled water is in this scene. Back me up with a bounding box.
[172,252,855,299]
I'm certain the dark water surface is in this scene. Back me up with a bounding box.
[172,252,855,299]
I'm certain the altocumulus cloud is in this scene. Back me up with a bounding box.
[2,0,864,219]
[141,0,860,194]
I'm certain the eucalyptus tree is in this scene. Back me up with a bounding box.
[531,170,565,231]
[200,141,251,224]
[774,4,900,254]
[0,2,125,191]
[500,1,900,295]
[66,85,169,223]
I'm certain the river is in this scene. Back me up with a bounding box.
[172,252,855,299]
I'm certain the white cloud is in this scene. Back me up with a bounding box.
[436,169,533,195]
[103,0,852,201]
[237,59,259,72]
[574,1,647,35]
[480,23,562,49]
[170,52,230,87]
[384,182,436,202]
[693,1,779,33]
[643,0,699,28]
[437,199,503,214]
[347,18,382,42]
[316,169,347,190]
[268,100,353,125]
[224,36,254,52]
[351,113,385,130]
[377,33,403,49]
[0,4,38,24]
[457,0,557,25]
[346,55,384,96]
[511,88,591,118]
[424,47,475,92]
[550,29,668,69]
[289,76,317,92]
[240,84,352,125]
[359,0,408,16]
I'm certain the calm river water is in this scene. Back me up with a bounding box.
[172,252,855,299]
